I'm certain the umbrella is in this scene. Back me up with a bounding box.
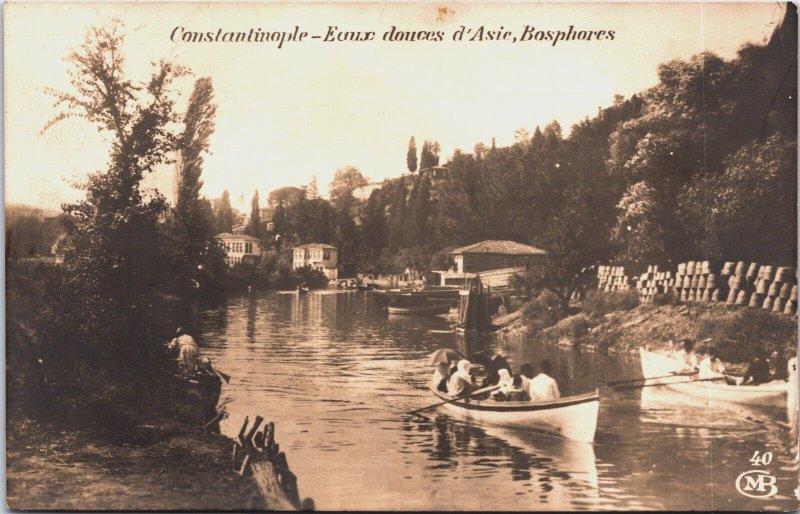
[427,348,463,367]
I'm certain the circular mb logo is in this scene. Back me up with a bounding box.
[736,470,779,499]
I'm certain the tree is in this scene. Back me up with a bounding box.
[268,186,306,207]
[43,21,187,381]
[514,127,530,145]
[680,134,796,263]
[306,176,319,200]
[612,181,667,262]
[526,185,615,315]
[407,136,418,173]
[419,140,440,169]
[328,166,368,211]
[217,190,234,232]
[165,77,226,293]
[245,189,261,238]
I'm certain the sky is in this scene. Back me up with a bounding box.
[4,2,787,212]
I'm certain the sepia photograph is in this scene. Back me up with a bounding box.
[4,1,799,511]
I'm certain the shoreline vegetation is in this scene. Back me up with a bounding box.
[6,7,797,511]
[499,290,796,375]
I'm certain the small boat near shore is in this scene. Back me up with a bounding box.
[428,387,600,443]
[373,287,461,305]
[387,301,451,315]
[639,348,788,408]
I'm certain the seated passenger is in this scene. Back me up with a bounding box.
[447,360,473,397]
[529,359,561,402]
[742,352,770,385]
[520,363,535,392]
[490,369,515,400]
[768,350,789,381]
[673,339,698,372]
[697,347,726,379]
[432,363,450,392]
[505,374,531,402]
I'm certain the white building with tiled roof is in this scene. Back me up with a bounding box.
[293,243,338,280]
[217,232,263,266]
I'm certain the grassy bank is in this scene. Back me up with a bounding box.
[516,291,797,372]
[6,420,263,510]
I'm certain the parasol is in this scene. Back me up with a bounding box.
[426,348,463,367]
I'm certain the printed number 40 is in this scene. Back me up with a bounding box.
[750,451,773,466]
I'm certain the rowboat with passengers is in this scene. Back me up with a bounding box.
[639,348,788,408]
[428,386,600,443]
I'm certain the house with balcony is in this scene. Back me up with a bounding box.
[293,243,338,280]
[217,232,263,266]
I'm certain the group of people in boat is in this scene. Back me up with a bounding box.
[432,355,561,403]
[670,338,794,385]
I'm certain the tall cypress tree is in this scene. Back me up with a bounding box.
[407,136,418,173]
[245,189,261,238]
[217,190,234,232]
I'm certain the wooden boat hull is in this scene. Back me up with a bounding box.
[373,288,460,305]
[639,348,787,408]
[387,302,451,315]
[429,387,600,443]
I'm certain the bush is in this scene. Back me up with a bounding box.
[652,291,679,306]
[581,290,640,318]
[697,308,796,363]
[522,290,561,331]
[544,313,594,344]
[271,264,329,290]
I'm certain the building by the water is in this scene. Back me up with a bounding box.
[293,243,339,280]
[217,232,263,266]
[433,239,546,287]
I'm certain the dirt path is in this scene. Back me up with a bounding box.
[7,423,264,510]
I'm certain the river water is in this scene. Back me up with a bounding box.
[185,291,798,511]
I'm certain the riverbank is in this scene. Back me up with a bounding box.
[6,418,264,510]
[504,295,797,372]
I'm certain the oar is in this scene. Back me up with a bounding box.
[614,376,726,391]
[607,371,696,386]
[409,384,502,415]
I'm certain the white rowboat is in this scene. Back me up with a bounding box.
[387,302,451,315]
[428,386,600,443]
[639,348,787,408]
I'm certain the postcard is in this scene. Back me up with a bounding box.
[5,1,798,511]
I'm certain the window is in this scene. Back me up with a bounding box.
[245,242,252,254]
[323,249,331,260]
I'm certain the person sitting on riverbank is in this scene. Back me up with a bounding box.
[447,360,473,397]
[432,363,450,392]
[167,327,200,376]
[697,346,726,380]
[529,359,560,402]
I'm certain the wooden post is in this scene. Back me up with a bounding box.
[232,415,312,511]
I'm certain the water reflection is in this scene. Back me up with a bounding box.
[189,291,797,511]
